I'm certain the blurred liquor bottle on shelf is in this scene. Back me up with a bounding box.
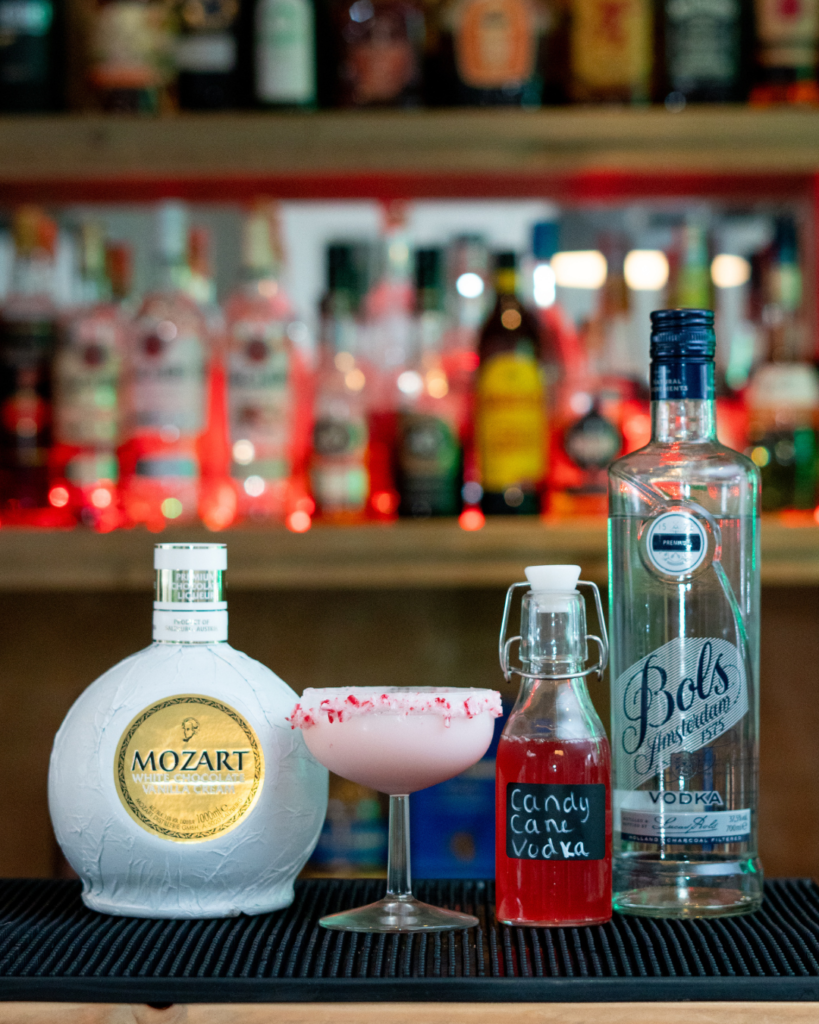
[548,235,625,516]
[475,251,546,515]
[307,774,388,878]
[180,224,235,531]
[751,0,819,105]
[746,216,819,511]
[176,0,240,109]
[225,202,311,524]
[185,226,222,329]
[87,0,174,112]
[431,0,562,107]
[395,247,462,517]
[530,219,585,390]
[330,0,425,106]
[249,0,317,107]
[119,202,208,530]
[445,234,490,357]
[441,234,487,510]
[50,222,127,531]
[310,242,371,522]
[568,0,652,103]
[0,0,61,110]
[0,207,59,520]
[656,0,749,106]
[105,242,133,307]
[670,220,712,309]
[365,205,416,518]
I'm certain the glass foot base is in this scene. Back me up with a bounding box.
[319,895,479,933]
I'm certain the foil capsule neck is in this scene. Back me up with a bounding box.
[152,543,228,644]
[154,568,225,606]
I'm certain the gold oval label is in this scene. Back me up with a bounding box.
[115,694,265,843]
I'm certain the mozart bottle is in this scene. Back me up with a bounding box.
[49,543,328,918]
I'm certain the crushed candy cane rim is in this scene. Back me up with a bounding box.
[289,687,503,729]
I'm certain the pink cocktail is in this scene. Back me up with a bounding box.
[290,686,502,932]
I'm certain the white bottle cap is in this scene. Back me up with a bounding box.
[154,544,227,571]
[525,564,581,613]
[153,543,228,643]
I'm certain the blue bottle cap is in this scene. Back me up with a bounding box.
[650,308,716,361]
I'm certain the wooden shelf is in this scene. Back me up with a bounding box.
[0,516,816,590]
[0,108,817,199]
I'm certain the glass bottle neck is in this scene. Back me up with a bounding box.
[79,269,111,306]
[650,359,716,443]
[494,267,518,297]
[12,253,54,299]
[511,666,604,745]
[651,398,716,443]
[156,257,190,294]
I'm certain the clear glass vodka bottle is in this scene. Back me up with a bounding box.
[608,308,762,918]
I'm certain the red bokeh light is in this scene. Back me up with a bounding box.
[459,508,485,531]
[49,486,69,508]
[287,510,312,533]
[371,491,398,516]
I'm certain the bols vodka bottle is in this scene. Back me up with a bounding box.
[608,308,762,917]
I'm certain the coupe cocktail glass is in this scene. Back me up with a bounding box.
[290,686,502,932]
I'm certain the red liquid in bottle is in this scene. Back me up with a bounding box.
[495,734,612,926]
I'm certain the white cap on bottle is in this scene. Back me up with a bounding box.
[153,543,228,644]
[525,564,581,613]
[154,544,227,571]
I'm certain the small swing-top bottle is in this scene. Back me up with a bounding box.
[495,564,612,927]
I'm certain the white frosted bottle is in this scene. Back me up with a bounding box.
[48,543,328,918]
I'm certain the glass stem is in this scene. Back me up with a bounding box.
[386,794,412,900]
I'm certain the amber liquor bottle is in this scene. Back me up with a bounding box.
[475,252,546,516]
[568,0,652,103]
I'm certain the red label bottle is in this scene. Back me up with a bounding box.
[495,564,612,927]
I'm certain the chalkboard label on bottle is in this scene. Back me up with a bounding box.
[506,783,606,861]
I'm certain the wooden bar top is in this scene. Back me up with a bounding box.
[3,1002,818,1024]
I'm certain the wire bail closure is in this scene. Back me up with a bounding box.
[498,579,609,683]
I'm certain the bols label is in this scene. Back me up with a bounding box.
[506,783,606,861]
[116,695,264,842]
[613,636,748,792]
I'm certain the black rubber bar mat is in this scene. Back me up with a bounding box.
[0,878,818,1003]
